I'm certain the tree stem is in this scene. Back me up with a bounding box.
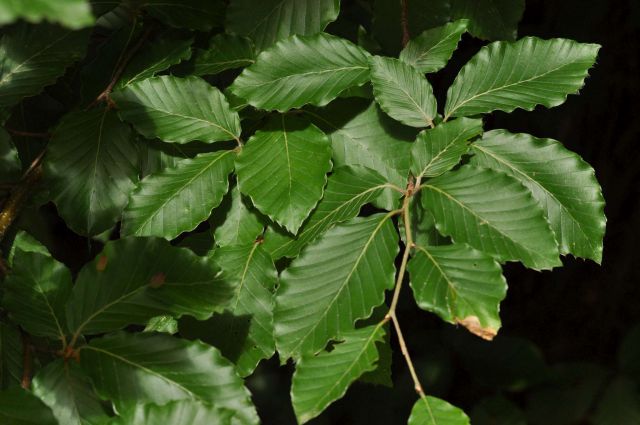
[400,0,411,48]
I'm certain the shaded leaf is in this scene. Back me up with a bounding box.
[275,214,398,360]
[0,0,94,29]
[236,115,332,234]
[0,323,22,389]
[408,396,470,425]
[141,0,225,31]
[112,400,235,425]
[31,360,111,425]
[421,166,561,270]
[0,388,58,425]
[230,33,371,112]
[80,332,258,424]
[451,0,524,41]
[0,23,89,108]
[445,37,600,119]
[226,0,340,52]
[408,243,507,340]
[292,324,385,423]
[470,130,606,263]
[400,20,469,73]
[66,237,233,336]
[411,118,483,178]
[0,128,20,181]
[212,187,264,248]
[122,150,235,240]
[7,231,49,266]
[193,34,255,77]
[471,396,527,425]
[113,76,241,144]
[3,250,72,340]
[370,56,437,128]
[592,377,640,425]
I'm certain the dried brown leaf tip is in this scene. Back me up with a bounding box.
[456,316,497,341]
[96,255,108,272]
[149,272,166,288]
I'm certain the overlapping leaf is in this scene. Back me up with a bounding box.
[408,396,470,425]
[0,388,58,424]
[235,115,332,234]
[421,166,561,270]
[112,400,235,425]
[66,237,233,336]
[445,37,600,119]
[411,118,483,178]
[0,23,89,108]
[408,243,506,340]
[0,324,22,389]
[80,332,258,424]
[230,33,371,111]
[45,108,138,236]
[400,20,469,73]
[470,130,606,262]
[32,360,111,425]
[0,0,94,28]
[193,34,255,76]
[212,187,264,248]
[263,165,389,259]
[113,76,241,144]
[291,324,385,423]
[140,0,225,31]
[370,56,437,128]
[451,0,524,41]
[275,214,398,360]
[226,0,340,51]
[122,150,235,240]
[2,250,72,340]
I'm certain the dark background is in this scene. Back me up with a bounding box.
[247,1,640,423]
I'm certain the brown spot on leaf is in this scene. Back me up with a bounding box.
[455,316,497,341]
[149,272,166,288]
[96,255,108,272]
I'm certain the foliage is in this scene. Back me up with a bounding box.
[0,0,605,424]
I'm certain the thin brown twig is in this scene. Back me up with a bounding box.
[400,0,411,48]
[5,128,50,139]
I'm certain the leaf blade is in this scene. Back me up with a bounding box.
[400,20,469,73]
[408,396,470,425]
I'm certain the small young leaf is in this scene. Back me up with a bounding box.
[470,130,606,263]
[408,243,507,340]
[400,20,469,73]
[141,0,225,31]
[113,76,241,144]
[408,396,470,425]
[451,0,524,41]
[193,34,255,76]
[230,33,371,112]
[421,166,561,270]
[79,332,258,423]
[45,108,138,236]
[112,400,235,425]
[370,56,437,128]
[0,388,58,425]
[226,0,340,51]
[275,214,398,360]
[212,186,264,248]
[411,118,483,178]
[445,37,600,119]
[2,250,72,340]
[122,150,235,240]
[0,0,94,29]
[236,115,332,234]
[292,325,386,423]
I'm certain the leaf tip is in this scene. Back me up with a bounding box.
[455,316,497,341]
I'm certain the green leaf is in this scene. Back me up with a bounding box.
[7,231,50,266]
[140,0,225,31]
[451,0,524,41]
[117,35,193,88]
[408,243,507,340]
[236,115,332,234]
[470,130,606,263]
[0,0,94,29]
[113,76,241,144]
[444,38,601,119]
[2,250,72,340]
[275,214,399,360]
[230,33,371,112]
[0,323,22,389]
[80,332,258,424]
[193,34,256,77]
[112,400,235,425]
[31,360,111,425]
[226,0,340,52]
[369,56,437,128]
[212,187,264,248]
[45,108,138,236]
[291,324,385,423]
[0,388,58,425]
[309,99,415,210]
[145,315,178,334]
[0,23,89,108]
[181,243,277,377]
[263,165,390,259]
[122,150,235,239]
[400,20,469,73]
[408,396,470,425]
[411,118,483,178]
[421,166,561,270]
[592,377,640,425]
[65,237,233,336]
[0,128,20,182]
